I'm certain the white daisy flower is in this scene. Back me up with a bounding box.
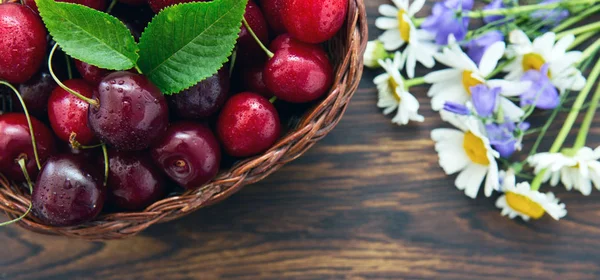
[375,0,436,78]
[496,172,567,221]
[504,30,586,92]
[424,38,528,121]
[374,53,424,125]
[528,146,600,196]
[431,113,500,198]
[364,40,389,69]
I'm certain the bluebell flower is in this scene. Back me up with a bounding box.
[443,102,471,115]
[531,0,569,24]
[483,0,505,24]
[486,120,528,158]
[519,65,559,110]
[465,31,505,65]
[471,84,500,118]
[421,0,474,45]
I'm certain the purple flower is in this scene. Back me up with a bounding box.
[485,120,528,158]
[443,102,471,115]
[421,0,474,45]
[531,0,569,23]
[465,31,504,65]
[483,0,505,24]
[471,85,500,118]
[520,65,559,109]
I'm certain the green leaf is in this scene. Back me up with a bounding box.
[37,0,139,70]
[138,0,248,94]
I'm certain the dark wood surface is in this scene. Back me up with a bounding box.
[3,1,600,279]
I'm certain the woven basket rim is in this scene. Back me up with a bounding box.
[0,0,369,240]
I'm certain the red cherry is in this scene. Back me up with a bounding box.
[23,0,106,14]
[148,0,207,13]
[264,35,333,103]
[107,150,166,211]
[74,60,111,86]
[152,122,221,189]
[168,66,229,120]
[0,3,47,84]
[242,62,273,98]
[237,0,270,66]
[217,92,280,157]
[10,71,57,119]
[259,0,287,35]
[0,113,56,182]
[281,0,348,44]
[48,79,97,145]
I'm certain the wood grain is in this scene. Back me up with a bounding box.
[2,1,600,279]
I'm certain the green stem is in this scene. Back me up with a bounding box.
[413,17,425,27]
[404,77,426,89]
[573,83,600,150]
[579,38,600,64]
[64,53,73,80]
[135,65,143,75]
[569,32,595,50]
[269,96,277,103]
[0,81,42,170]
[102,144,109,187]
[0,159,33,227]
[229,49,237,77]
[106,0,117,13]
[528,93,569,157]
[242,18,274,58]
[486,58,514,79]
[69,132,103,150]
[49,44,99,108]
[466,0,599,18]
[557,21,600,40]
[530,59,600,191]
[552,4,600,32]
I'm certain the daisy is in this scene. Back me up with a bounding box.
[364,40,389,69]
[431,113,499,198]
[496,179,567,221]
[375,0,437,78]
[504,30,586,92]
[374,53,424,125]
[424,37,527,121]
[528,146,600,196]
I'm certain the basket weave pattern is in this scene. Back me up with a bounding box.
[0,0,368,240]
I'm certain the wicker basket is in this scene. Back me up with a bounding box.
[0,0,368,240]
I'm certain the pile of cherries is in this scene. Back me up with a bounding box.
[0,0,348,226]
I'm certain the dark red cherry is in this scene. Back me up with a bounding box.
[152,122,221,189]
[48,79,97,145]
[118,0,146,6]
[148,0,207,13]
[217,92,280,157]
[107,150,165,211]
[259,0,286,35]
[237,0,270,66]
[23,0,106,14]
[242,63,273,98]
[10,71,57,119]
[264,36,333,103]
[74,60,111,86]
[0,3,47,84]
[32,154,105,226]
[281,0,348,44]
[168,66,229,120]
[88,72,169,151]
[0,113,55,182]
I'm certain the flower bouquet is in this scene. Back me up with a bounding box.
[365,0,600,221]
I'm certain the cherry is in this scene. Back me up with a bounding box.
[263,35,333,103]
[118,0,146,6]
[237,0,270,66]
[259,0,287,35]
[106,150,165,211]
[217,92,280,157]
[32,154,105,226]
[48,79,97,145]
[242,62,273,98]
[148,0,207,13]
[0,3,47,84]
[23,0,106,14]
[74,60,111,86]
[0,113,56,182]
[151,122,221,189]
[281,0,348,44]
[88,71,170,151]
[57,141,98,160]
[10,71,57,119]
[168,66,229,120]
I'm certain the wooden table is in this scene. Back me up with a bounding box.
[3,1,600,279]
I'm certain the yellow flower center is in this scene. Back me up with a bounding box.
[505,192,545,219]
[522,53,551,77]
[463,131,490,165]
[397,9,411,42]
[388,77,401,102]
[462,71,484,95]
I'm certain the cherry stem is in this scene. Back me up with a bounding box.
[269,96,277,103]
[0,159,34,227]
[48,44,100,108]
[229,49,237,77]
[106,0,117,13]
[69,132,102,150]
[64,53,73,80]
[135,66,143,74]
[101,144,108,187]
[242,17,274,58]
[0,81,42,170]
